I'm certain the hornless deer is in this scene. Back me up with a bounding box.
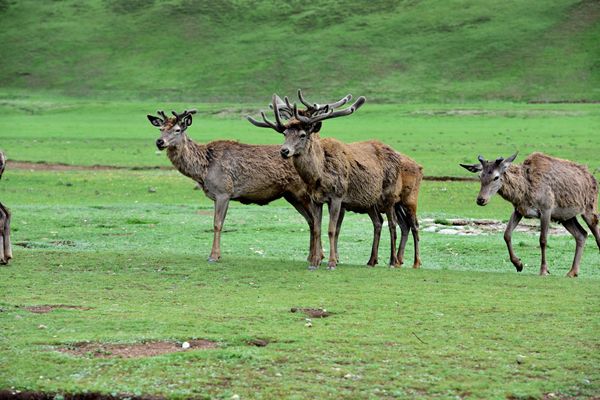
[461,152,600,277]
[147,110,322,264]
[0,152,12,265]
[248,91,422,269]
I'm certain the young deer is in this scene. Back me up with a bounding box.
[461,152,600,277]
[0,152,12,265]
[147,110,322,264]
[248,92,422,269]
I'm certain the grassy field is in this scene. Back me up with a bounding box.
[0,0,598,102]
[0,96,599,398]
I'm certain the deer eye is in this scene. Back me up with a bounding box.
[300,132,307,139]
[493,176,499,181]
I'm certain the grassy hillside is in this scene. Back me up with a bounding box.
[0,0,598,102]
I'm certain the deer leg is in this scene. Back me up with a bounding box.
[385,207,399,267]
[366,208,383,267]
[405,205,421,268]
[3,205,11,262]
[287,196,319,264]
[561,217,587,278]
[0,206,6,265]
[208,195,230,263]
[504,210,524,272]
[539,210,551,276]
[308,203,324,270]
[395,204,410,266]
[334,207,345,263]
[581,213,600,252]
[326,199,343,270]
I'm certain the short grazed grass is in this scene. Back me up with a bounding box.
[1,167,599,399]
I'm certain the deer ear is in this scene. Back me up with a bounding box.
[499,152,517,172]
[183,115,193,128]
[460,163,482,173]
[311,122,322,134]
[147,115,163,127]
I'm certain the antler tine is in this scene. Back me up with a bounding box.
[298,89,317,110]
[157,110,168,120]
[271,95,285,129]
[306,95,366,124]
[245,111,286,133]
[293,104,312,124]
[477,155,486,164]
[326,94,352,109]
[171,110,180,120]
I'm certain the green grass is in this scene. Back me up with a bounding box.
[0,0,598,102]
[1,165,599,399]
[2,96,599,177]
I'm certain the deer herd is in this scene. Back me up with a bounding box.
[0,90,598,278]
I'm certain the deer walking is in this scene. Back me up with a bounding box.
[147,110,322,264]
[0,152,12,265]
[248,91,422,269]
[461,152,600,277]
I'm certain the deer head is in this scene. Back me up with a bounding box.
[247,89,366,159]
[147,109,197,150]
[460,153,518,206]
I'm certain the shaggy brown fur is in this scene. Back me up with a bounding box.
[147,111,321,263]
[281,122,422,269]
[0,151,12,265]
[461,152,600,277]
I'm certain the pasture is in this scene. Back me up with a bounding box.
[0,97,599,399]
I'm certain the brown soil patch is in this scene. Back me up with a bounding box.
[0,389,164,400]
[8,161,171,172]
[58,339,217,358]
[291,307,331,318]
[246,338,269,347]
[424,175,477,182]
[22,304,92,314]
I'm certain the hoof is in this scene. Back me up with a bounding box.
[207,257,219,263]
[327,261,337,270]
[308,265,319,271]
[515,265,523,272]
[566,270,578,278]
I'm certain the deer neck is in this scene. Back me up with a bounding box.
[292,135,325,188]
[166,135,210,183]
[498,164,528,206]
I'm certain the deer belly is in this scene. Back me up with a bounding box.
[517,206,540,219]
[551,207,580,221]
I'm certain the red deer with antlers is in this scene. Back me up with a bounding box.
[461,152,600,277]
[0,152,12,265]
[248,91,422,269]
[147,110,322,264]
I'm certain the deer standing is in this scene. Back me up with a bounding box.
[248,91,422,269]
[0,152,12,265]
[461,152,600,277]
[147,110,322,264]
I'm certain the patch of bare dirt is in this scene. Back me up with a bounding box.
[291,307,331,318]
[22,304,92,314]
[246,338,269,347]
[58,339,217,358]
[7,161,171,172]
[423,175,477,182]
[0,389,164,400]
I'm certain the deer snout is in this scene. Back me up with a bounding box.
[476,197,487,206]
[280,147,291,159]
[156,138,166,150]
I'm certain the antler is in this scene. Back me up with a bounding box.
[293,95,366,125]
[246,95,287,133]
[170,109,197,122]
[297,89,353,114]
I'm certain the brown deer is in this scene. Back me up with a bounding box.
[147,109,322,264]
[461,152,600,277]
[0,151,12,265]
[248,91,422,269]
